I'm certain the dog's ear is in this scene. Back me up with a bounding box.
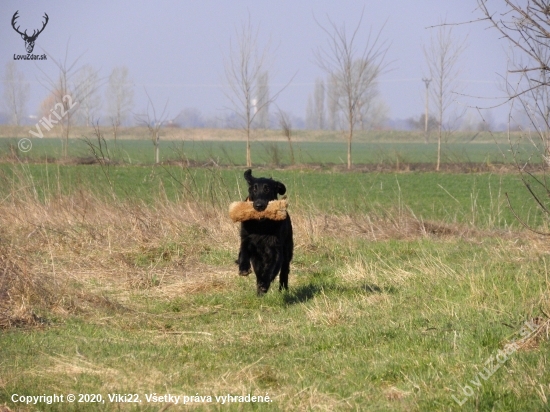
[244,169,253,185]
[276,181,286,195]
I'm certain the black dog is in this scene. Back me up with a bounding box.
[236,169,293,295]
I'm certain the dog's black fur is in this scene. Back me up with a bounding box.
[236,169,293,295]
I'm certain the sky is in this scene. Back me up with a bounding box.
[0,0,512,128]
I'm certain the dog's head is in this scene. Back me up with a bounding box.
[244,169,286,212]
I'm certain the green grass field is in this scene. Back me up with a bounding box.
[0,163,544,229]
[0,132,542,167]
[0,132,549,411]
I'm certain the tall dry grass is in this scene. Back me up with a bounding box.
[0,164,511,328]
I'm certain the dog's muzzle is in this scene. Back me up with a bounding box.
[253,200,268,212]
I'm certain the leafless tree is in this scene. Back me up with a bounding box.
[422,78,432,142]
[278,109,295,165]
[477,1,550,80]
[135,90,169,164]
[326,73,341,130]
[476,1,550,233]
[256,71,270,128]
[38,45,97,157]
[313,78,326,129]
[314,11,390,169]
[74,65,101,127]
[477,109,495,132]
[38,92,57,121]
[2,61,29,126]
[306,78,326,130]
[353,65,388,130]
[174,107,204,128]
[424,22,467,171]
[223,15,291,167]
[305,95,315,129]
[408,113,439,132]
[106,66,134,141]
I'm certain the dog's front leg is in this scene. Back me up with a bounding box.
[237,239,252,276]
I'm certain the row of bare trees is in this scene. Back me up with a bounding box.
[223,11,391,169]
[305,74,388,133]
[313,12,390,170]
[2,62,29,127]
[2,60,134,132]
[221,10,468,171]
[2,11,467,170]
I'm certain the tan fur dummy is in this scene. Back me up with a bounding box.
[229,198,288,222]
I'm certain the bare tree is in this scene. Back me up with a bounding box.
[357,92,388,130]
[256,71,270,128]
[278,109,295,165]
[424,22,467,171]
[408,113,439,132]
[314,11,390,169]
[477,1,550,81]
[306,78,326,130]
[174,107,204,128]
[477,109,495,131]
[223,15,291,167]
[326,73,341,130]
[475,1,550,233]
[106,66,134,141]
[305,95,315,129]
[422,78,432,142]
[352,62,388,130]
[38,92,57,121]
[74,65,101,127]
[135,91,168,164]
[314,78,326,129]
[37,46,96,157]
[2,62,30,126]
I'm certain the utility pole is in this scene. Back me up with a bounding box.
[422,78,431,143]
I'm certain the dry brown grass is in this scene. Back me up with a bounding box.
[0,245,56,328]
[293,208,477,246]
[0,171,243,328]
[0,166,520,330]
[516,317,550,352]
[0,126,336,142]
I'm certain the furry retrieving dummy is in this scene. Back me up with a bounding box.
[228,198,288,222]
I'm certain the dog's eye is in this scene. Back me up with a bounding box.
[253,184,258,193]
[263,186,269,194]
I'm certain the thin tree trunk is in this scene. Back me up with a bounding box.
[436,126,441,171]
[424,80,430,143]
[347,124,353,170]
[246,129,251,167]
[288,137,295,165]
[112,122,118,148]
[437,83,443,172]
[347,137,352,170]
[155,132,159,164]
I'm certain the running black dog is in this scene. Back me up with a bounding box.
[236,169,293,295]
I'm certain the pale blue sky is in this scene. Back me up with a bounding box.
[1,0,510,127]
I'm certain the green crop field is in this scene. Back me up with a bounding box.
[0,129,543,167]
[0,163,544,228]
[1,131,549,411]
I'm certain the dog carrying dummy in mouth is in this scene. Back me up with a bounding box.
[228,198,288,222]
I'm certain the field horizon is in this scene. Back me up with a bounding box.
[0,125,513,143]
[0,125,543,172]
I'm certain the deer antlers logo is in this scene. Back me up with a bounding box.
[11,11,49,54]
